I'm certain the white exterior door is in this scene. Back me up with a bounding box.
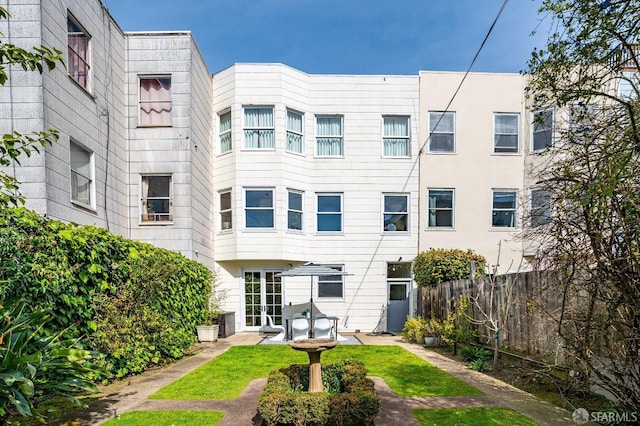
[243,270,283,331]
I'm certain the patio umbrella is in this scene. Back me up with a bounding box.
[276,263,351,338]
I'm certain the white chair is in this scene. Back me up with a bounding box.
[265,314,286,342]
[291,314,310,341]
[313,313,332,339]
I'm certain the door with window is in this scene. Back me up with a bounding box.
[243,270,283,331]
[387,262,411,332]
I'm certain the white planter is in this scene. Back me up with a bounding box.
[424,336,438,346]
[196,325,219,342]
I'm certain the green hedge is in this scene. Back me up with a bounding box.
[0,207,214,380]
[258,359,379,426]
[413,248,487,288]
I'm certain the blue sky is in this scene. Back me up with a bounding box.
[103,0,550,75]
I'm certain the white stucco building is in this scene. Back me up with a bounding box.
[2,0,542,334]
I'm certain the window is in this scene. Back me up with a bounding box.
[245,189,274,228]
[530,188,552,227]
[220,190,232,230]
[316,116,343,156]
[219,111,232,153]
[244,107,274,149]
[428,189,454,228]
[139,76,172,126]
[387,262,411,302]
[141,175,172,223]
[67,15,91,91]
[383,116,410,157]
[492,190,517,228]
[532,108,554,151]
[318,265,344,299]
[317,193,342,232]
[288,190,303,231]
[429,111,455,152]
[494,113,519,153]
[70,141,94,208]
[287,110,303,154]
[383,194,408,232]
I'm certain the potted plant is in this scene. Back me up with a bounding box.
[196,274,225,343]
[401,316,426,343]
[423,318,442,346]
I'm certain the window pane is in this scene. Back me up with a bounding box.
[246,190,273,208]
[384,117,408,137]
[387,263,412,278]
[318,195,340,212]
[67,16,90,90]
[384,195,408,213]
[318,214,341,232]
[492,191,516,227]
[318,266,343,298]
[246,210,274,228]
[531,189,552,227]
[220,191,231,210]
[289,192,302,211]
[141,175,172,222]
[494,114,519,153]
[389,284,407,301]
[493,192,516,209]
[139,77,172,126]
[428,190,453,228]
[533,109,553,151]
[244,108,274,149]
[220,111,232,153]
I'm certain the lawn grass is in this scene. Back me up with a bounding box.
[101,410,224,425]
[150,345,482,400]
[412,407,538,426]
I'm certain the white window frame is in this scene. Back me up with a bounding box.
[317,264,345,300]
[138,75,172,127]
[287,189,304,231]
[140,175,173,224]
[492,189,517,229]
[530,188,552,228]
[219,110,232,154]
[315,115,344,157]
[494,113,520,154]
[244,188,275,229]
[67,13,92,93]
[382,115,410,158]
[316,193,343,233]
[383,193,409,232]
[243,106,274,149]
[427,188,454,229]
[428,111,455,153]
[70,140,95,210]
[286,109,304,154]
[531,108,554,152]
[219,189,232,231]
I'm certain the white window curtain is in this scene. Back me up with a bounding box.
[286,110,303,153]
[494,114,519,153]
[244,108,274,149]
[140,77,172,126]
[219,111,232,153]
[316,117,342,156]
[383,117,409,157]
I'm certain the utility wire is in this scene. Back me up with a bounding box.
[419,0,511,155]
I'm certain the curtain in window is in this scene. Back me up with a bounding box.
[494,114,518,152]
[219,112,232,153]
[383,117,409,156]
[316,117,342,156]
[287,111,303,153]
[67,18,89,89]
[140,78,172,126]
[244,108,274,148]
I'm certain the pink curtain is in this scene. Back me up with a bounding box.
[140,78,172,126]
[68,33,88,88]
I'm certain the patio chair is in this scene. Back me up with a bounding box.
[291,314,309,341]
[313,313,332,339]
[265,314,286,342]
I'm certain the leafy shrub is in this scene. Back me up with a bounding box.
[460,346,492,363]
[0,207,219,380]
[259,359,379,426]
[0,300,105,424]
[439,295,478,348]
[469,358,487,372]
[413,248,487,288]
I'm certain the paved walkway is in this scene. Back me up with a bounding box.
[67,333,577,425]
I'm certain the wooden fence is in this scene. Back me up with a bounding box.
[418,270,565,361]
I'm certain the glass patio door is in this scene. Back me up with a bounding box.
[243,270,283,331]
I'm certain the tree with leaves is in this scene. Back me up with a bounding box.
[0,6,63,207]
[525,0,640,411]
